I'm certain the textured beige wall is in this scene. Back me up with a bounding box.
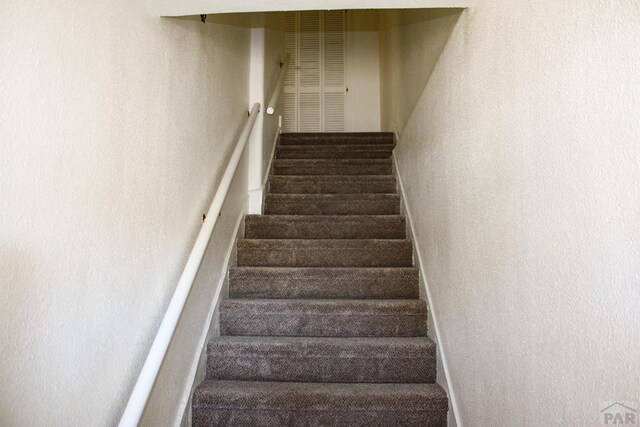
[381,2,640,425]
[0,2,250,425]
[380,8,462,133]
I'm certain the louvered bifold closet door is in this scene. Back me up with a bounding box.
[282,12,298,132]
[283,13,298,133]
[322,10,346,132]
[283,11,346,132]
[297,11,322,132]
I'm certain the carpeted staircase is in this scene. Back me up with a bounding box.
[192,132,448,426]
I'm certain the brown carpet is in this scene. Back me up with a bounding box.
[192,132,448,426]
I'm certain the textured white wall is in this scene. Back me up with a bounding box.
[381,2,640,425]
[0,1,250,425]
[163,17,284,424]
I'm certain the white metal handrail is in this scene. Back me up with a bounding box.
[118,103,261,427]
[266,54,290,115]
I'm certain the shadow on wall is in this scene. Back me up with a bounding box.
[380,8,463,134]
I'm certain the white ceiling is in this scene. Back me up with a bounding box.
[158,0,470,17]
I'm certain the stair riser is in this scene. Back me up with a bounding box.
[207,355,436,383]
[220,313,427,337]
[193,408,446,427]
[277,146,394,159]
[269,178,396,194]
[274,163,392,175]
[229,268,419,299]
[245,218,406,239]
[264,199,399,215]
[237,242,413,267]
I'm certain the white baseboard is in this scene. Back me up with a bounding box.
[392,148,462,427]
[247,127,280,214]
[262,128,280,191]
[174,200,247,427]
[175,129,280,426]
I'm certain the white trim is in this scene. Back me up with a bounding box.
[118,103,261,427]
[173,200,247,427]
[261,128,280,189]
[247,27,266,215]
[392,147,463,427]
[248,128,281,213]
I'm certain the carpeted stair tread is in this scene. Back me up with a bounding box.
[274,159,392,175]
[277,144,394,159]
[219,299,428,337]
[237,239,413,267]
[206,336,436,383]
[245,215,405,239]
[229,266,419,299]
[192,381,447,427]
[269,175,397,194]
[264,194,400,215]
[279,132,395,146]
[192,131,448,425]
